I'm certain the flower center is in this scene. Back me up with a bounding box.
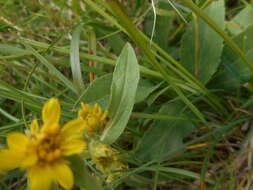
[79,103,108,132]
[97,156,116,168]
[36,132,62,163]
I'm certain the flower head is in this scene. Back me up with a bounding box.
[0,98,86,190]
[89,141,127,182]
[78,102,108,132]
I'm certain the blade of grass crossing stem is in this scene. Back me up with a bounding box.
[23,43,78,94]
[87,0,211,118]
[111,0,226,115]
[100,43,140,144]
[90,0,227,115]
[70,24,85,93]
[146,42,227,114]
[102,0,207,122]
[180,0,253,73]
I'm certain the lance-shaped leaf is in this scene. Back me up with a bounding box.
[101,43,140,144]
[180,0,225,84]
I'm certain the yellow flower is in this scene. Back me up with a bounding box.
[89,141,127,182]
[0,98,86,190]
[78,102,108,132]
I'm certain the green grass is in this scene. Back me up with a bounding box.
[1,0,253,189]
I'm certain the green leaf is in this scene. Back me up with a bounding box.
[107,34,125,54]
[68,156,103,190]
[210,25,253,89]
[100,43,140,144]
[180,0,225,84]
[0,80,42,111]
[70,24,85,93]
[124,174,152,188]
[74,74,113,109]
[135,80,161,103]
[0,107,20,122]
[136,101,195,162]
[0,44,30,56]
[147,85,169,106]
[74,73,158,110]
[227,6,253,35]
[95,25,125,54]
[145,166,214,184]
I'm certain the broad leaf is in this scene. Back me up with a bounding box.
[135,80,161,103]
[180,0,225,84]
[136,101,195,162]
[74,73,155,110]
[100,43,140,144]
[227,6,253,35]
[210,25,253,89]
[75,74,112,109]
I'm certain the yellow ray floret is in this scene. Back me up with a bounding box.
[0,98,86,190]
[78,102,108,132]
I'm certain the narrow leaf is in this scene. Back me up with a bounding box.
[0,44,30,55]
[23,44,78,94]
[145,166,214,184]
[70,25,85,93]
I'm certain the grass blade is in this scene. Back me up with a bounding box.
[70,24,85,93]
[23,43,78,94]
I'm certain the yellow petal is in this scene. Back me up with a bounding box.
[30,119,40,136]
[51,161,73,190]
[61,140,86,156]
[20,152,38,169]
[101,110,109,120]
[93,103,101,115]
[0,149,24,170]
[27,165,53,190]
[61,119,84,140]
[7,132,29,151]
[42,98,60,125]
